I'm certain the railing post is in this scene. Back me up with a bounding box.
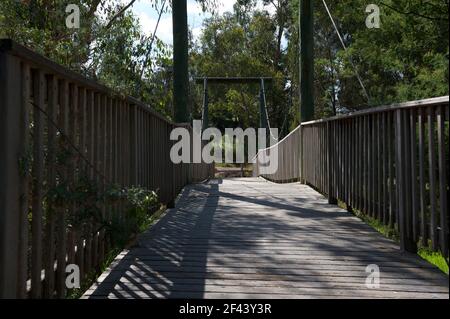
[395,109,417,253]
[0,51,22,298]
[327,121,337,204]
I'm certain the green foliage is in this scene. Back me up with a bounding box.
[1,0,447,125]
[288,0,449,115]
[344,202,449,275]
[191,5,294,137]
[0,0,174,118]
[108,187,159,247]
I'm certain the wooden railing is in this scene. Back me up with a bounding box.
[0,39,214,298]
[255,96,449,258]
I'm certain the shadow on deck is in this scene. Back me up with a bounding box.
[83,178,449,299]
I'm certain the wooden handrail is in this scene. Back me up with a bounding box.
[254,97,449,259]
[301,96,449,125]
[0,40,214,299]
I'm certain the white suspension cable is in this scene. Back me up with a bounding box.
[321,0,371,104]
[260,83,279,143]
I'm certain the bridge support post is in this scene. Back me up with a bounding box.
[300,0,314,122]
[172,0,190,123]
[0,53,22,298]
[395,109,417,253]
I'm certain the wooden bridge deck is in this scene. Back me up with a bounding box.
[83,178,449,299]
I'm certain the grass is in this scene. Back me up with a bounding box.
[338,201,449,275]
[418,247,449,275]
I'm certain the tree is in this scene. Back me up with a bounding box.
[190,9,292,135]
[285,0,448,119]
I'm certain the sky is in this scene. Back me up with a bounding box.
[126,0,276,45]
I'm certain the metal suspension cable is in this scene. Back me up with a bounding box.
[260,84,279,142]
[321,0,371,104]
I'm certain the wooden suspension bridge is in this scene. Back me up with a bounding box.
[0,40,449,299]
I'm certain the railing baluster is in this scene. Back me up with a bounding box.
[410,109,419,241]
[30,69,45,298]
[18,63,31,299]
[427,107,438,250]
[44,75,58,298]
[436,105,448,257]
[418,107,427,246]
[382,112,388,225]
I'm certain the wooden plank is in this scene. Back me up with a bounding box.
[84,178,449,300]
[30,69,45,298]
[364,115,369,215]
[377,113,382,220]
[56,79,69,299]
[382,112,388,224]
[396,109,416,253]
[327,122,334,203]
[17,63,31,298]
[387,112,395,228]
[84,90,94,277]
[129,105,137,186]
[0,54,23,298]
[351,120,356,209]
[403,107,412,241]
[372,114,377,218]
[427,107,438,250]
[357,117,362,211]
[418,108,427,246]
[98,95,106,266]
[436,106,448,257]
[410,109,419,241]
[43,75,58,298]
[67,84,78,273]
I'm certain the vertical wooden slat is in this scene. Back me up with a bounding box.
[0,53,22,298]
[43,75,58,298]
[395,109,406,251]
[410,109,419,241]
[339,122,342,201]
[364,115,369,215]
[371,114,377,218]
[84,90,94,277]
[327,122,335,203]
[418,107,427,246]
[30,69,45,298]
[403,107,412,241]
[67,84,78,273]
[77,87,87,282]
[105,97,112,255]
[377,113,382,221]
[56,79,68,299]
[382,112,388,224]
[351,120,356,209]
[388,112,395,228]
[427,107,438,250]
[355,117,360,211]
[130,105,137,186]
[436,106,448,257]
[17,63,31,298]
[396,109,417,253]
[98,95,106,267]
